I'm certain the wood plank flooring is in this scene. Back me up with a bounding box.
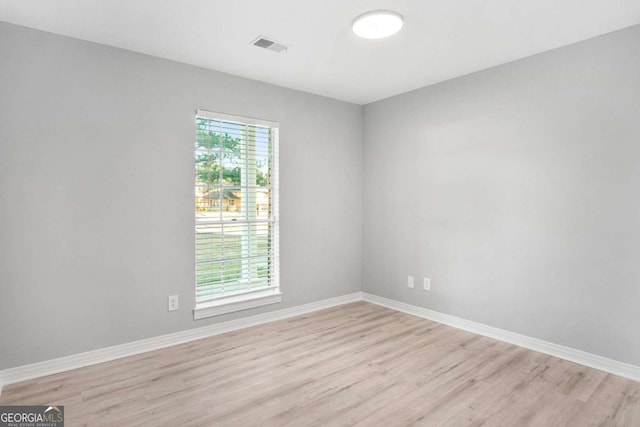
[2,302,639,426]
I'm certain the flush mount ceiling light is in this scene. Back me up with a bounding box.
[352,10,404,39]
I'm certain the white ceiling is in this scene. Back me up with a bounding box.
[1,0,640,104]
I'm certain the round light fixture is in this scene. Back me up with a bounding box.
[352,10,404,39]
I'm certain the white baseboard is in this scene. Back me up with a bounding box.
[2,290,638,392]
[0,292,362,388]
[362,292,640,382]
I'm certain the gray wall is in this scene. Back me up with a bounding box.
[0,22,362,369]
[2,19,640,371]
[363,24,640,366]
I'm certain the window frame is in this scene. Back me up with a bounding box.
[193,109,280,320]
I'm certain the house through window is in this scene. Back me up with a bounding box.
[194,110,280,313]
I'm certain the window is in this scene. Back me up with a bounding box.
[194,110,280,319]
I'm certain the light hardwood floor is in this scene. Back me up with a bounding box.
[2,302,639,426]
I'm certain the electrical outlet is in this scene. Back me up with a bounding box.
[168,295,179,311]
[423,278,431,291]
[408,276,414,288]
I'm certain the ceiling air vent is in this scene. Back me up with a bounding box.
[251,36,289,53]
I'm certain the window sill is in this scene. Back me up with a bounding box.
[193,288,282,320]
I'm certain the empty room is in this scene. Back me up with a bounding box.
[1,1,640,426]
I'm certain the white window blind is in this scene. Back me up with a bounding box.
[195,110,279,304]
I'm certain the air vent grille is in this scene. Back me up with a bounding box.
[252,36,289,53]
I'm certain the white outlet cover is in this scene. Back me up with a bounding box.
[408,276,414,288]
[168,295,179,311]
[424,278,431,291]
